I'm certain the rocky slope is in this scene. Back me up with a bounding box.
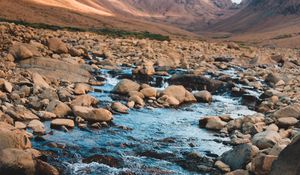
[0,21,300,174]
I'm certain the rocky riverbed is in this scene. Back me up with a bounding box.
[0,22,300,175]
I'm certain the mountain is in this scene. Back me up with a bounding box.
[208,0,300,47]
[0,0,241,35]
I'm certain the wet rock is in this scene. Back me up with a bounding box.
[128,95,145,107]
[252,131,282,149]
[46,100,72,118]
[28,120,45,134]
[82,154,123,168]
[162,85,196,104]
[194,90,212,103]
[270,136,300,175]
[199,116,227,130]
[221,144,258,170]
[72,106,113,122]
[168,74,224,92]
[70,94,98,107]
[265,73,281,87]
[128,91,145,99]
[140,87,157,98]
[273,104,300,119]
[0,148,36,175]
[226,169,250,175]
[157,95,180,107]
[35,159,59,175]
[15,121,26,130]
[135,61,155,76]
[74,83,93,95]
[241,94,260,110]
[111,102,129,114]
[50,119,75,129]
[47,38,68,54]
[113,79,140,95]
[215,160,231,173]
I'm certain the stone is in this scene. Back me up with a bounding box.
[277,117,298,127]
[35,159,59,175]
[0,130,31,150]
[270,136,300,175]
[128,91,145,99]
[0,79,13,93]
[251,153,277,175]
[47,38,68,54]
[32,72,50,88]
[111,102,129,114]
[6,106,39,121]
[199,116,227,130]
[162,85,196,104]
[157,95,180,107]
[215,160,231,172]
[138,61,155,75]
[9,43,39,60]
[273,103,300,119]
[36,111,57,120]
[15,121,26,130]
[168,74,224,92]
[252,131,282,149]
[194,90,212,103]
[128,95,145,107]
[51,119,75,129]
[226,169,250,175]
[0,148,35,175]
[113,79,140,95]
[74,83,93,95]
[72,106,113,122]
[28,120,45,134]
[70,94,98,107]
[46,100,72,118]
[221,144,258,170]
[140,87,157,98]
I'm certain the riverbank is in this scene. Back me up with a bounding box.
[0,22,299,175]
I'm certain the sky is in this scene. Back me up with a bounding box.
[232,0,242,4]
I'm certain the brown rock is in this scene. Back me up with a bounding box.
[73,106,113,122]
[32,72,50,89]
[74,83,93,95]
[252,131,282,149]
[51,119,75,129]
[46,100,72,118]
[199,116,227,130]
[70,94,98,107]
[111,102,129,114]
[140,87,157,98]
[113,79,140,95]
[47,38,68,54]
[194,90,212,103]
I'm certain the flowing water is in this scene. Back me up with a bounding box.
[32,67,256,175]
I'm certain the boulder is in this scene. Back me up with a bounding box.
[28,120,45,134]
[51,119,75,129]
[32,72,50,89]
[35,159,59,175]
[36,111,57,120]
[140,87,157,98]
[0,148,36,175]
[221,144,258,170]
[277,117,298,128]
[194,90,212,103]
[162,85,196,104]
[128,95,145,107]
[113,79,140,95]
[0,130,31,150]
[111,102,129,114]
[47,38,68,54]
[273,104,300,119]
[252,131,282,149]
[46,100,72,118]
[215,160,231,173]
[74,83,93,95]
[168,74,224,92]
[157,95,180,107]
[137,61,155,75]
[270,136,300,175]
[72,106,113,122]
[70,94,98,107]
[9,42,39,60]
[0,79,13,93]
[199,116,227,130]
[251,153,277,175]
[6,106,39,121]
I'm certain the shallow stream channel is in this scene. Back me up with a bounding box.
[32,66,258,175]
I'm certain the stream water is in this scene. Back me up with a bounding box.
[32,67,256,175]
